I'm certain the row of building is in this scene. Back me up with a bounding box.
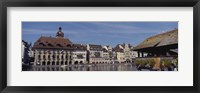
[27,27,138,66]
[22,27,178,66]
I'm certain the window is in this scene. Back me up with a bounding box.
[38,55,41,60]
[39,43,45,46]
[43,55,46,60]
[56,44,62,47]
[52,55,55,59]
[61,55,64,59]
[38,51,41,54]
[57,55,59,59]
[66,55,68,59]
[48,55,50,59]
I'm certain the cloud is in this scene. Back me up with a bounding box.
[87,22,163,34]
[91,22,140,30]
[22,28,80,35]
[23,22,175,36]
[22,22,178,47]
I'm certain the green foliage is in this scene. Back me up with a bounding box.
[148,59,155,67]
[140,60,148,66]
[162,59,171,67]
[173,58,178,66]
[135,60,140,65]
[135,59,155,68]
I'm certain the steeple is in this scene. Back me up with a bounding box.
[56,27,64,38]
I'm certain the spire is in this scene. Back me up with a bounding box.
[56,27,64,38]
[59,27,62,31]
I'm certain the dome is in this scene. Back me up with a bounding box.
[56,27,64,38]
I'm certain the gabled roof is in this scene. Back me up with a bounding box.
[114,44,124,52]
[134,29,178,50]
[72,44,87,50]
[32,36,72,49]
[88,44,103,51]
[102,48,108,52]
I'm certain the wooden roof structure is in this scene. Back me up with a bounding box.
[134,29,178,50]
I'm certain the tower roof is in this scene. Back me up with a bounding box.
[56,27,64,38]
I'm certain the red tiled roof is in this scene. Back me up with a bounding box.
[32,36,72,49]
[114,44,124,52]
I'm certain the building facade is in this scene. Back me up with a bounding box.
[31,27,141,66]
[87,44,104,64]
[124,44,131,62]
[22,40,32,65]
[114,44,138,63]
[102,47,110,63]
[130,49,138,60]
[114,44,126,63]
[32,27,76,66]
[71,44,87,64]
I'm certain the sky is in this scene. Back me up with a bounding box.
[22,22,178,47]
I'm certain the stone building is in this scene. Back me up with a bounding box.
[102,47,110,63]
[71,44,87,64]
[123,44,132,62]
[32,27,75,66]
[113,44,138,63]
[114,44,126,63]
[22,40,32,65]
[86,44,104,64]
[130,48,138,60]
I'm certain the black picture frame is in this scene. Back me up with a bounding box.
[0,0,199,93]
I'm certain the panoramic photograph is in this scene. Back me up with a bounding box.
[22,22,178,71]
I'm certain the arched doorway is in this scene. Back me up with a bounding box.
[80,61,83,64]
[56,61,59,65]
[74,61,78,65]
[42,61,45,65]
[61,61,64,65]
[43,55,46,60]
[52,61,55,65]
[69,61,72,65]
[47,61,50,65]
[65,61,67,65]
[126,59,131,63]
